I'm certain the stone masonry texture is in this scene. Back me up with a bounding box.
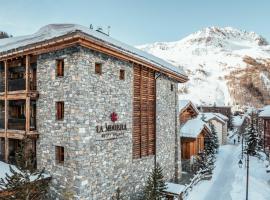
[36,45,180,200]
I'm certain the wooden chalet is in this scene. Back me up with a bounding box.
[259,106,270,154]
[179,100,210,160]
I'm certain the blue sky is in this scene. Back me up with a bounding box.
[0,0,269,45]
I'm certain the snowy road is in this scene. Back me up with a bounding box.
[187,144,270,200]
[203,145,237,200]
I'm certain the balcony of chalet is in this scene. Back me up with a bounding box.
[8,100,36,131]
[0,100,37,139]
[0,57,38,98]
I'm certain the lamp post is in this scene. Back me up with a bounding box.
[239,154,249,200]
[246,153,249,200]
[239,133,250,200]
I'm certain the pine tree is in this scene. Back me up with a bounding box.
[142,163,167,200]
[246,113,260,156]
[0,137,49,200]
[205,123,219,154]
[0,31,11,39]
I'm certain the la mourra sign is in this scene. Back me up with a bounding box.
[96,112,127,140]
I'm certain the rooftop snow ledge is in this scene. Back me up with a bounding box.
[0,24,187,79]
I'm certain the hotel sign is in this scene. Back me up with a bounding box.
[96,112,127,140]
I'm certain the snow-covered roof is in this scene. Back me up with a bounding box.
[259,105,270,118]
[214,113,228,121]
[179,100,199,114]
[164,182,185,195]
[0,24,187,79]
[180,116,210,138]
[199,113,226,124]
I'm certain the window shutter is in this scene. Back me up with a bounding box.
[148,70,155,155]
[56,102,64,120]
[133,64,141,159]
[141,67,149,157]
[56,60,64,77]
[133,64,156,159]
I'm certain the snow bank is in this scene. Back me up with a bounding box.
[164,182,185,195]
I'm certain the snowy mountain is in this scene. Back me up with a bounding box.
[137,27,270,108]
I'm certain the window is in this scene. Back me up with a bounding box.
[171,84,174,91]
[119,69,125,80]
[55,146,64,164]
[95,63,102,75]
[56,101,64,120]
[56,59,64,77]
[133,64,155,159]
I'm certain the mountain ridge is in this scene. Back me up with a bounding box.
[137,26,270,108]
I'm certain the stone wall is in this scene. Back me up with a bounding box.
[36,46,180,200]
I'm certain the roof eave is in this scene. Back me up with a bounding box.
[0,31,188,83]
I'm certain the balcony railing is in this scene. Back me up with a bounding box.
[8,118,25,130]
[8,79,26,91]
[0,118,4,129]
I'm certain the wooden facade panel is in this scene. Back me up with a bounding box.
[264,119,270,152]
[133,64,156,158]
[181,132,205,160]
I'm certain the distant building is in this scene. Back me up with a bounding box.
[232,115,249,135]
[200,112,228,145]
[258,106,270,155]
[199,106,232,128]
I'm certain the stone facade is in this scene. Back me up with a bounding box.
[36,46,180,199]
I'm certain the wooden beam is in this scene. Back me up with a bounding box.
[26,55,30,92]
[25,97,30,133]
[4,60,8,162]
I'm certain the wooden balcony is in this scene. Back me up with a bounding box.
[0,129,38,139]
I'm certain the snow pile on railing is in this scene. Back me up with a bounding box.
[182,168,212,199]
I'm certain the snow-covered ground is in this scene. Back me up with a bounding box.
[186,144,270,200]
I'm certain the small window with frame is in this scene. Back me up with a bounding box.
[56,101,64,120]
[95,63,102,75]
[55,146,64,164]
[119,69,125,80]
[56,59,64,77]
[171,84,174,91]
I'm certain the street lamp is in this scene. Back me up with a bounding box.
[238,159,243,168]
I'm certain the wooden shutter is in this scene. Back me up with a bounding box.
[133,65,141,159]
[56,146,64,164]
[120,69,125,80]
[133,64,156,159]
[148,70,155,155]
[56,102,64,120]
[56,60,64,77]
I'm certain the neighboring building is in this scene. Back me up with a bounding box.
[200,113,228,145]
[258,105,270,155]
[199,106,232,128]
[214,113,229,144]
[0,24,188,199]
[179,101,210,167]
[233,114,249,135]
[181,117,210,160]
